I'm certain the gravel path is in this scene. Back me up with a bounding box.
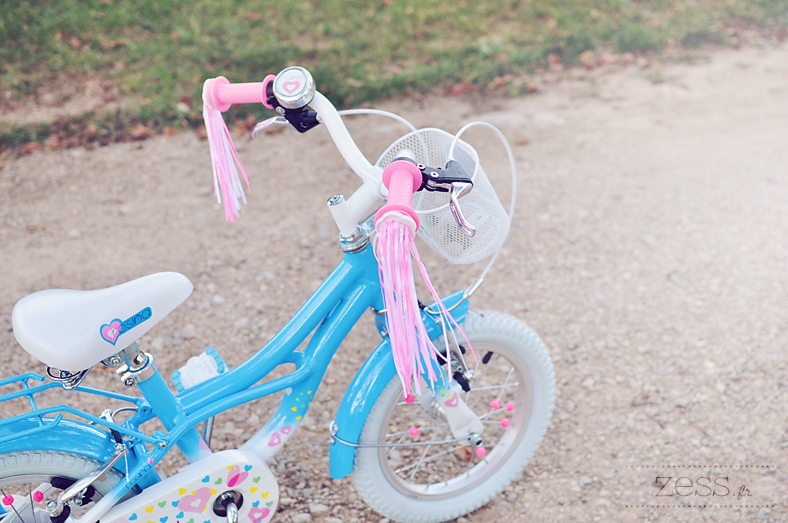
[1,44,787,522]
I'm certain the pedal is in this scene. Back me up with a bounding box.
[172,347,228,392]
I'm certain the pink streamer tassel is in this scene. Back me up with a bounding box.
[376,218,474,397]
[203,79,250,222]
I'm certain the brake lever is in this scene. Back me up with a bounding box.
[418,160,477,237]
[251,116,289,138]
[449,182,476,237]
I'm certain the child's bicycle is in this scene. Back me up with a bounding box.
[2,67,555,523]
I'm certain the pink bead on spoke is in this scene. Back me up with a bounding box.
[475,447,487,458]
[490,399,501,410]
[2,495,13,506]
[405,394,415,404]
[33,491,44,503]
[505,401,515,412]
[500,418,511,428]
[409,426,420,437]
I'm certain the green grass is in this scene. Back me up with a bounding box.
[1,0,787,148]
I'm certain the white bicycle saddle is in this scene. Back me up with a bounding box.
[12,272,193,372]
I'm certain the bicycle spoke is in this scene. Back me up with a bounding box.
[468,383,519,392]
[27,484,34,523]
[414,404,453,438]
[408,432,439,482]
[469,352,498,389]
[386,430,410,457]
[481,400,522,421]
[395,444,468,474]
[386,423,449,438]
[495,367,514,402]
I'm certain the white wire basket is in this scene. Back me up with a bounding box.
[375,128,510,265]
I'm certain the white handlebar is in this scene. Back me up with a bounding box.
[309,92,384,193]
[308,92,387,235]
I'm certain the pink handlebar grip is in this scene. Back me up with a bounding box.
[206,76,268,112]
[375,160,423,229]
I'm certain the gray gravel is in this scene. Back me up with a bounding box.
[2,44,788,522]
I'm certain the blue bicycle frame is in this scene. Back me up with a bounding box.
[0,239,470,508]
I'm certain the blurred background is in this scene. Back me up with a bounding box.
[1,0,787,150]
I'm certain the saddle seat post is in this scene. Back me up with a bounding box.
[131,350,212,463]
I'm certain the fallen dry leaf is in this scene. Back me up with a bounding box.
[445,82,476,95]
[515,137,530,146]
[23,225,42,233]
[526,82,539,94]
[247,11,262,21]
[44,134,62,149]
[491,76,508,89]
[21,142,42,155]
[579,50,598,70]
[164,126,177,137]
[85,123,99,141]
[599,52,618,65]
[130,124,152,140]
[196,125,208,140]
[69,37,82,50]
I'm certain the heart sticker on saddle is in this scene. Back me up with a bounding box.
[99,307,152,346]
[100,319,123,345]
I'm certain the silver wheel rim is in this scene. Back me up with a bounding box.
[377,341,535,500]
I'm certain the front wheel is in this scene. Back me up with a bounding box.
[351,310,556,523]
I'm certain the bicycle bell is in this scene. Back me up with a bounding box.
[273,66,316,109]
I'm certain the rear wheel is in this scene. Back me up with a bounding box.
[351,310,555,523]
[0,450,134,523]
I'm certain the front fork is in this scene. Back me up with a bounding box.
[418,381,484,442]
[401,313,485,449]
